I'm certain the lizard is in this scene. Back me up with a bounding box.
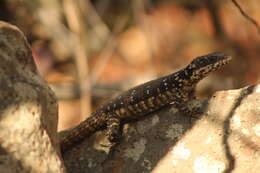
[60,52,232,153]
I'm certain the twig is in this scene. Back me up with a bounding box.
[74,0,129,86]
[63,0,91,120]
[83,0,111,43]
[231,0,260,34]
[90,16,129,85]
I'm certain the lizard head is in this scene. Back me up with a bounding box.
[185,52,232,83]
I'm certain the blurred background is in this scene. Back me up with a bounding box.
[0,0,259,131]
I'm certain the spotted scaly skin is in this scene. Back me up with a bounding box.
[61,52,232,153]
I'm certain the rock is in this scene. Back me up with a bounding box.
[62,85,260,173]
[0,21,65,173]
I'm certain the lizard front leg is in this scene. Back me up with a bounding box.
[171,89,202,118]
[172,100,201,117]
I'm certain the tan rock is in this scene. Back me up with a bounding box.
[0,21,65,173]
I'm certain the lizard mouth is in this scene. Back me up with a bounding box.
[210,54,232,70]
[218,54,232,65]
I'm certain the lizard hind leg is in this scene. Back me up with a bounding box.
[105,114,122,145]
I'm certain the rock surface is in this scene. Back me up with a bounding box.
[62,85,260,173]
[0,21,65,173]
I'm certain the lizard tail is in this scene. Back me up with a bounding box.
[60,115,105,153]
